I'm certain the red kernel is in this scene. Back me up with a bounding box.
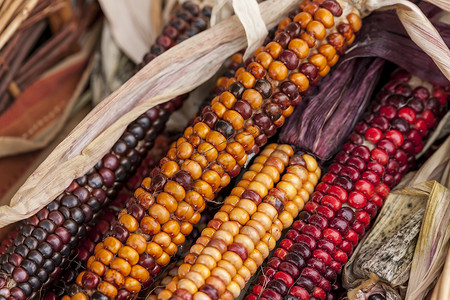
[365,127,383,143]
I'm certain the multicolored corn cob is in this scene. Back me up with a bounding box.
[0,99,187,300]
[43,137,171,299]
[245,70,449,300]
[0,2,213,299]
[62,1,361,299]
[157,143,320,300]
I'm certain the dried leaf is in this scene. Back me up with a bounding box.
[351,0,450,81]
[429,249,450,300]
[90,21,135,105]
[98,0,161,63]
[405,183,450,299]
[343,9,450,85]
[211,0,268,59]
[0,24,100,157]
[425,0,450,14]
[344,181,450,300]
[343,183,429,297]
[279,58,385,161]
[0,0,299,228]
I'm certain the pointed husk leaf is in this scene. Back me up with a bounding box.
[279,57,385,161]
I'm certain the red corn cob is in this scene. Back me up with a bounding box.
[245,70,449,300]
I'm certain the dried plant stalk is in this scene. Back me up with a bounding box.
[0,0,23,33]
[0,0,39,50]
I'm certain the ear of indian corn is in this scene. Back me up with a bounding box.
[0,98,185,300]
[245,70,449,300]
[64,1,361,298]
[43,139,170,299]
[48,50,243,297]
[157,143,321,300]
[0,2,212,299]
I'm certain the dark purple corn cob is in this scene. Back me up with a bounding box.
[137,2,212,69]
[0,2,213,299]
[245,70,448,300]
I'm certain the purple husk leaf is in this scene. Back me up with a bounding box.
[279,9,450,161]
[279,57,384,161]
[343,9,450,86]
[417,1,443,19]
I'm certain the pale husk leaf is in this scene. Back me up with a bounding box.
[90,21,135,105]
[425,0,450,14]
[0,0,299,228]
[231,0,268,59]
[98,0,162,64]
[210,0,268,59]
[429,249,450,300]
[405,183,450,300]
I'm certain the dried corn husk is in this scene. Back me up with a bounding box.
[343,136,450,300]
[90,20,135,105]
[98,0,164,64]
[0,0,449,229]
[405,173,450,299]
[351,0,450,80]
[429,249,450,300]
[280,57,385,161]
[210,0,268,59]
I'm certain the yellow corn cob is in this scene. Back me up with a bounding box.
[158,144,320,300]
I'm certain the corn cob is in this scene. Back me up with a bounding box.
[43,139,170,300]
[63,1,361,299]
[47,53,243,299]
[0,3,214,299]
[0,99,184,300]
[245,71,449,300]
[137,2,212,69]
[157,144,320,300]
